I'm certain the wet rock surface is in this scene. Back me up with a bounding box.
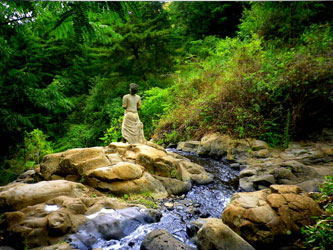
[68,207,162,250]
[71,149,239,250]
[0,180,90,211]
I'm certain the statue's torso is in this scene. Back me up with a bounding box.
[123,94,141,113]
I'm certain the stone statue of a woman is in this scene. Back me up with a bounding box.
[121,83,146,144]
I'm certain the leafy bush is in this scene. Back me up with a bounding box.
[141,87,171,138]
[301,176,333,250]
[99,117,123,145]
[55,124,96,151]
[24,129,53,164]
[0,129,53,185]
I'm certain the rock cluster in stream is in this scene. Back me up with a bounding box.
[141,184,323,250]
[0,142,213,249]
[177,133,333,192]
[40,142,213,198]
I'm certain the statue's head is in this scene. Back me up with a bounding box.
[129,83,139,95]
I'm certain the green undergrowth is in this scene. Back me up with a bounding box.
[301,176,333,250]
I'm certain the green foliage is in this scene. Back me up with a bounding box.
[187,36,221,59]
[55,124,95,151]
[164,130,179,145]
[301,176,333,250]
[1,1,333,187]
[0,129,53,185]
[319,176,333,213]
[141,87,171,138]
[168,2,244,40]
[100,117,123,145]
[24,129,53,164]
[156,21,333,147]
[80,176,86,184]
[239,2,333,43]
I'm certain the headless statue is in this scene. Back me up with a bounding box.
[121,83,146,144]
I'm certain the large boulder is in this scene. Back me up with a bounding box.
[86,172,169,199]
[196,218,255,250]
[39,143,213,198]
[40,147,110,179]
[222,185,322,249]
[177,141,200,153]
[179,134,271,163]
[155,176,192,195]
[140,229,194,250]
[135,144,182,179]
[0,142,214,249]
[197,134,230,157]
[239,157,333,192]
[179,160,214,185]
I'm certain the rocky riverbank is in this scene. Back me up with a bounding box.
[177,133,333,192]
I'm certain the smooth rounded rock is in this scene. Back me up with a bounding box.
[140,229,194,250]
[196,218,255,250]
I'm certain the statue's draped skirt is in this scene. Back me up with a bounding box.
[122,111,146,144]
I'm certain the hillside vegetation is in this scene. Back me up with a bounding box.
[153,3,333,146]
[0,1,332,184]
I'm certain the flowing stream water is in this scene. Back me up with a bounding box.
[70,149,240,250]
